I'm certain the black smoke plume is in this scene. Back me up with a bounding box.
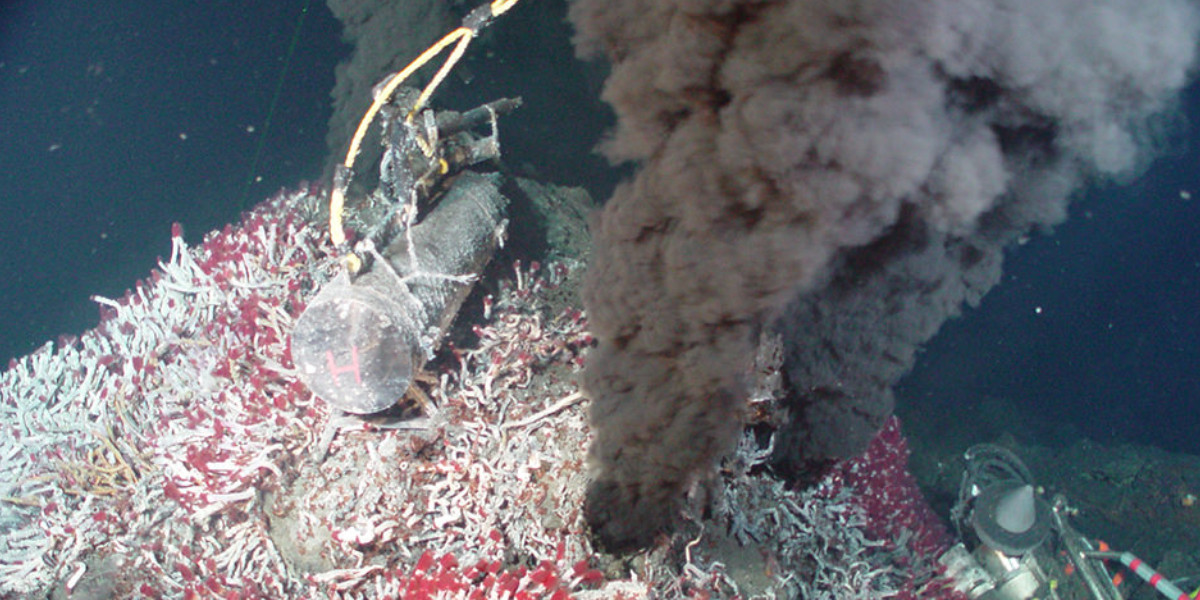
[570,0,1199,552]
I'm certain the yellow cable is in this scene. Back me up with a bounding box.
[407,31,473,127]
[343,28,470,168]
[328,27,468,272]
[328,0,521,267]
[490,0,519,16]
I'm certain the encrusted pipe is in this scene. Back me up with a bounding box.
[293,170,507,413]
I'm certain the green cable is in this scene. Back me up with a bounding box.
[241,0,312,211]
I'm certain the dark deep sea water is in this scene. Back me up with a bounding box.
[1,0,1197,459]
[0,0,347,363]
